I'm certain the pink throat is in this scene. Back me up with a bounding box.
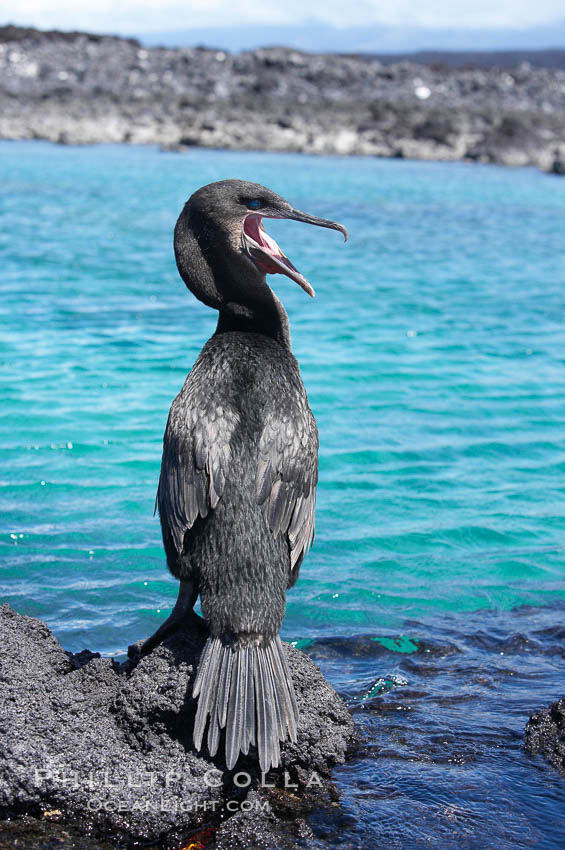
[243,215,287,274]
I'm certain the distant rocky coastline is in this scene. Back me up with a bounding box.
[1,25,564,172]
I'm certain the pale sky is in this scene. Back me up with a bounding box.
[2,0,564,34]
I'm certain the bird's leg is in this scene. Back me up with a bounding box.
[138,580,202,656]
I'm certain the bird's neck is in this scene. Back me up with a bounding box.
[216,296,291,348]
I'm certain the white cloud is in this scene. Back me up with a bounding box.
[1,0,564,33]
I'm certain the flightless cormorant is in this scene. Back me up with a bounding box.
[144,179,347,773]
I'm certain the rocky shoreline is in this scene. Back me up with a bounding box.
[1,25,564,172]
[2,602,565,848]
[0,604,356,849]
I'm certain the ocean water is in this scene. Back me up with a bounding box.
[1,140,565,848]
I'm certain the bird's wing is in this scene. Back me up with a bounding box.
[256,399,318,583]
[157,383,238,557]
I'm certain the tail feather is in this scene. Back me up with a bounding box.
[206,644,231,756]
[254,643,278,772]
[276,635,299,722]
[192,635,298,773]
[266,642,287,741]
[216,645,232,729]
[193,637,221,751]
[226,647,245,769]
[262,649,281,769]
[269,636,298,741]
[244,647,255,753]
[192,636,212,699]
[207,702,221,756]
[240,646,253,755]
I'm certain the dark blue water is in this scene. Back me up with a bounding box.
[305,603,565,849]
[1,141,564,848]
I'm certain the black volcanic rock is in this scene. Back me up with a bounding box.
[0,603,355,847]
[525,697,565,773]
[550,153,565,175]
[0,26,564,172]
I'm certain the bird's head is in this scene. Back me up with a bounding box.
[174,179,347,311]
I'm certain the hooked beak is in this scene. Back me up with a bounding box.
[241,207,347,298]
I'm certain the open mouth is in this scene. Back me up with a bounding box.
[241,214,316,298]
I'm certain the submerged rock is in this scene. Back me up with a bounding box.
[525,696,565,773]
[0,604,355,847]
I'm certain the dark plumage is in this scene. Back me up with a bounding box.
[145,179,347,772]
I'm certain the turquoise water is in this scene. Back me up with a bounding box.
[2,141,564,650]
[2,141,565,848]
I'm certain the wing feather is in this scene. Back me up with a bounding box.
[157,369,238,558]
[256,395,318,583]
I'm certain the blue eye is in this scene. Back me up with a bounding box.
[248,199,261,210]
